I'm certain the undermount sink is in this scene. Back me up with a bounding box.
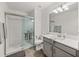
[44,33,65,40]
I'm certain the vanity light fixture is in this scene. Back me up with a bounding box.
[52,2,76,14]
[57,7,63,12]
[62,2,76,11]
[52,9,58,14]
[62,5,69,11]
[62,3,70,11]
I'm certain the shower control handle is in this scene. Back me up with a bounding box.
[36,35,38,39]
[36,35,41,40]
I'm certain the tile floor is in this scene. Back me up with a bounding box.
[25,48,45,57]
[7,48,46,57]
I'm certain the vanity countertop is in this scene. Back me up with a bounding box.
[42,33,79,50]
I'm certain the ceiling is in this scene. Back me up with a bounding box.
[50,2,78,17]
[6,2,53,13]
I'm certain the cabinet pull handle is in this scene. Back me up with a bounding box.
[53,48,56,54]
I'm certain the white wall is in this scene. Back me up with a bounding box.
[0,2,7,57]
[28,10,34,17]
[6,9,28,17]
[41,9,49,34]
[34,7,42,44]
[78,2,79,34]
[0,3,7,23]
[41,2,78,36]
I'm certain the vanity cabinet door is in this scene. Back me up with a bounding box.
[54,42,76,56]
[53,47,72,57]
[43,41,53,57]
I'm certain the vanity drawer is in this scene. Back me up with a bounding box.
[53,46,72,57]
[54,42,76,56]
[43,37,53,44]
[43,41,53,57]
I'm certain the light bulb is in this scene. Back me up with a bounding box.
[53,10,58,14]
[57,7,63,12]
[62,5,69,11]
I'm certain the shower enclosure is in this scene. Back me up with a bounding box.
[5,13,34,56]
[22,16,34,50]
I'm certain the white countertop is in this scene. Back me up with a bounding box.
[42,33,79,50]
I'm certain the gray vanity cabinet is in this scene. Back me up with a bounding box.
[53,46,72,57]
[43,41,53,57]
[43,37,78,57]
[43,37,53,57]
[43,41,72,57]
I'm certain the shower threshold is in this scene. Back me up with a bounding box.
[6,42,34,56]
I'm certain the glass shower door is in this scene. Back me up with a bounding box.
[5,14,23,56]
[22,17,34,49]
[5,14,34,55]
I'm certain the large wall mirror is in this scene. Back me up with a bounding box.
[49,2,78,35]
[0,22,1,44]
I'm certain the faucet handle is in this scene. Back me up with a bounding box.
[63,35,66,38]
[57,34,61,37]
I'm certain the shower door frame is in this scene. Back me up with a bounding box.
[4,12,35,56]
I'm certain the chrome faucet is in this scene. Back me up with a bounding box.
[57,34,66,39]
